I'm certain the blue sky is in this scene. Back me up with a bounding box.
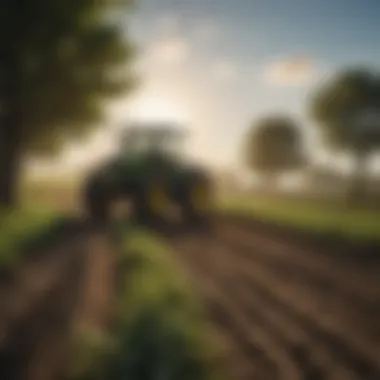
[120,0,380,168]
[33,0,380,176]
[130,0,380,74]
[133,0,380,61]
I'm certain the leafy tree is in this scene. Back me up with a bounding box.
[244,114,306,184]
[309,67,380,200]
[0,0,136,207]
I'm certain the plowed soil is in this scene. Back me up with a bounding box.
[167,218,380,380]
[1,215,379,380]
[0,223,116,380]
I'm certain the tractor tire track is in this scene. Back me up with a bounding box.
[171,236,308,380]
[218,216,380,301]
[215,237,380,379]
[0,223,116,380]
[167,220,380,380]
[217,224,380,348]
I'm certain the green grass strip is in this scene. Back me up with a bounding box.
[0,207,72,271]
[219,196,380,241]
[102,228,224,380]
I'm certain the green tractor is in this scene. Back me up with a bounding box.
[83,123,213,228]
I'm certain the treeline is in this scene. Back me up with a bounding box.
[244,68,380,200]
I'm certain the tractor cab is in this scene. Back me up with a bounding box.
[120,123,188,159]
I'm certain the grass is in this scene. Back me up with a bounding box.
[20,177,80,212]
[108,228,222,380]
[0,207,72,271]
[219,194,380,241]
[15,176,223,379]
[72,228,223,380]
[4,176,224,379]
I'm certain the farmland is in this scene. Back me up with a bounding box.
[1,180,379,380]
[218,193,380,241]
[0,183,221,380]
[166,215,380,380]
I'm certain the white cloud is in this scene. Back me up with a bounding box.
[263,55,317,86]
[147,36,190,66]
[213,61,238,82]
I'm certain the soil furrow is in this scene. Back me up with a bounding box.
[168,221,380,380]
[220,221,380,301]
[0,224,116,380]
[172,236,304,380]
[178,237,340,380]
[212,230,380,379]
[218,227,380,345]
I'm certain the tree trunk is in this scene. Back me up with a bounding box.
[1,45,22,209]
[0,118,21,209]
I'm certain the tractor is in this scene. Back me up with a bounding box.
[83,122,213,228]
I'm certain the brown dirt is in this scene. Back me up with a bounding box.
[0,224,116,380]
[217,214,380,266]
[167,218,380,380]
[1,213,379,380]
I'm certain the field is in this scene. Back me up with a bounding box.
[0,214,118,379]
[218,193,380,241]
[165,217,380,380]
[1,180,380,380]
[0,203,219,379]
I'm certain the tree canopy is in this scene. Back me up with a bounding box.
[309,67,380,156]
[0,0,137,205]
[309,67,380,201]
[244,114,306,177]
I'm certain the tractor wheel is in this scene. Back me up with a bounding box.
[182,178,213,230]
[132,182,170,227]
[83,177,112,225]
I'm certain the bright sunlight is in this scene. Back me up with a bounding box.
[128,96,189,126]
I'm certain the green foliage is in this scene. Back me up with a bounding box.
[309,67,380,155]
[0,0,136,155]
[102,230,222,380]
[0,208,70,270]
[244,114,306,176]
[70,324,116,380]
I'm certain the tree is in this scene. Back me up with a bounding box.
[244,114,306,184]
[309,67,380,200]
[0,0,136,207]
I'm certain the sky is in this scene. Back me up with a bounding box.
[30,0,380,177]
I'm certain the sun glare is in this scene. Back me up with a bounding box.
[129,96,189,125]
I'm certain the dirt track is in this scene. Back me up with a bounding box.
[168,218,380,380]
[0,223,115,380]
[1,215,379,380]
